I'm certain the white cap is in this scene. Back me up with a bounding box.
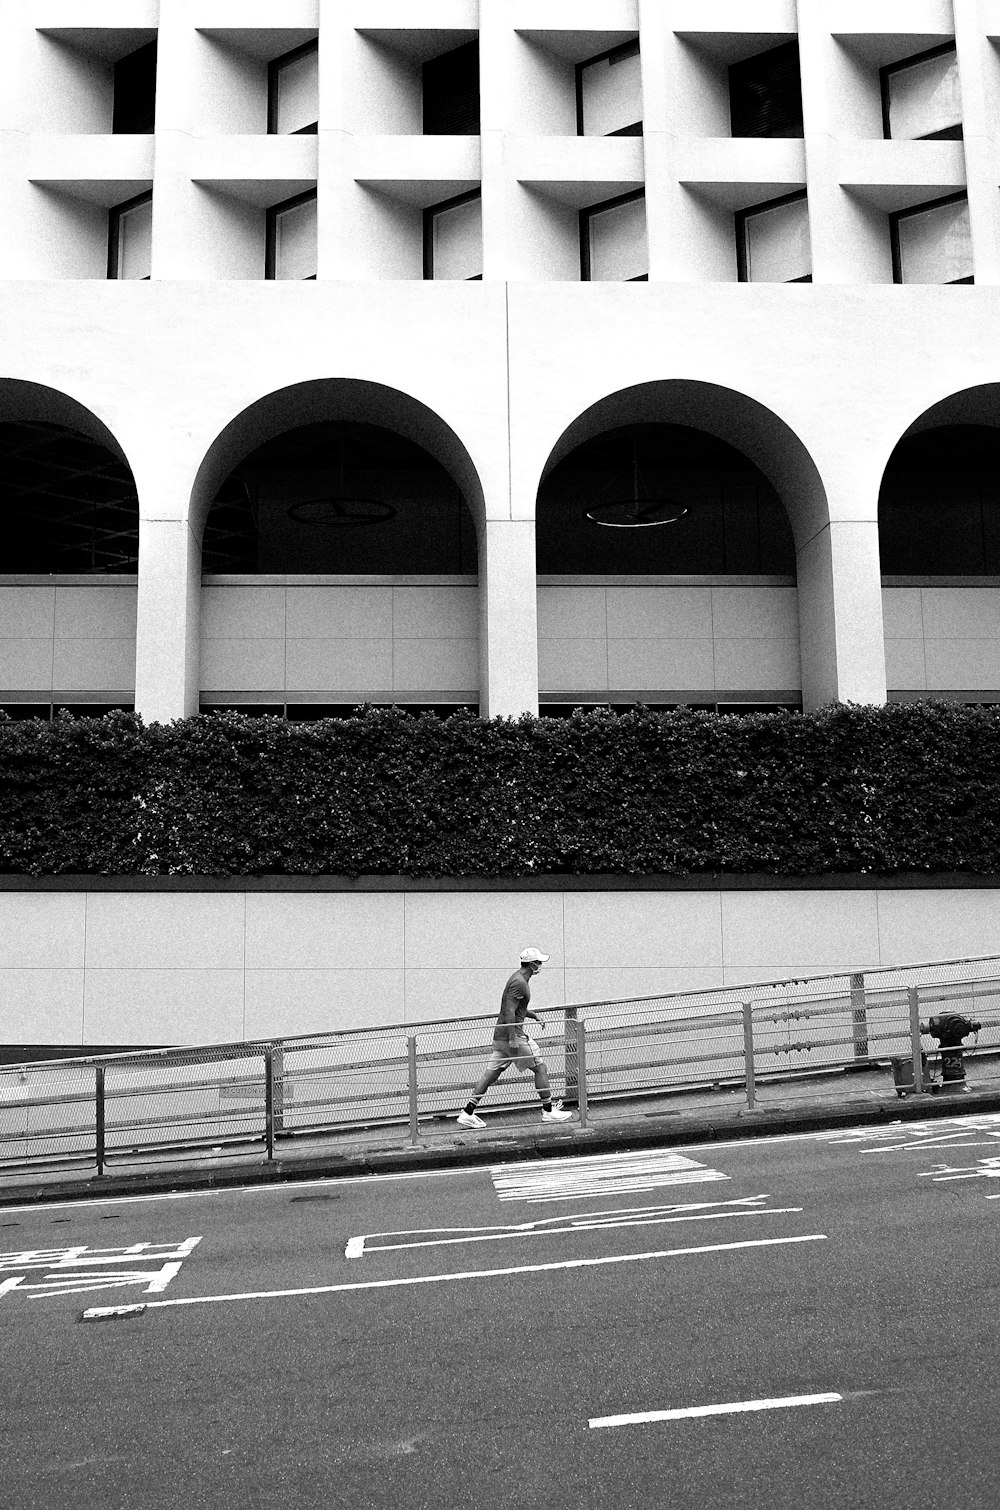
[520,946,549,963]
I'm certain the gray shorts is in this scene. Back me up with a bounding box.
[487,1036,541,1076]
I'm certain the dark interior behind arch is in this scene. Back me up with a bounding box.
[879,423,1000,574]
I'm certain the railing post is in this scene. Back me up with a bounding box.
[563,1006,578,1102]
[407,1035,420,1145]
[742,1002,756,1110]
[95,1065,105,1178]
[850,971,869,1060]
[270,1044,284,1135]
[264,1047,275,1160]
[908,986,924,1095]
[570,1020,589,1129]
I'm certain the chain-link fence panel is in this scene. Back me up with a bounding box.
[277,1029,414,1134]
[0,1060,96,1165]
[102,1045,267,1160]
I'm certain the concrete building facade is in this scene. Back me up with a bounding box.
[2,0,1000,1042]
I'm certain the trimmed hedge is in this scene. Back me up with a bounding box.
[0,702,998,877]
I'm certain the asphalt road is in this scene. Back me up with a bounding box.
[3,1111,1000,1510]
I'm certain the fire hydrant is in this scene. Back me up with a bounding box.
[923,1012,981,1093]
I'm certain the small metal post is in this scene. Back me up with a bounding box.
[742,1002,756,1110]
[563,1006,578,1102]
[576,1019,588,1129]
[850,971,869,1060]
[407,1036,420,1145]
[270,1044,284,1136]
[95,1065,106,1178]
[264,1047,275,1161]
[908,986,923,1095]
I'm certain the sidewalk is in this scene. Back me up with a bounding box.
[3,1058,1000,1207]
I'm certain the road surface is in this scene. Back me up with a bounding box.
[3,1111,1000,1509]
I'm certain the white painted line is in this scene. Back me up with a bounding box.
[590,1392,842,1429]
[81,1233,826,1318]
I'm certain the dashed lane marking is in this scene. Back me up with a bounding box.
[345,1195,801,1258]
[80,1233,826,1319]
[491,1149,729,1202]
[589,1392,842,1429]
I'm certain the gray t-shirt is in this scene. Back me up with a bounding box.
[493,970,530,1044]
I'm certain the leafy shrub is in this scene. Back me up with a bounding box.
[0,702,998,877]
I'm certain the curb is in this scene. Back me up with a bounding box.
[3,1085,1000,1208]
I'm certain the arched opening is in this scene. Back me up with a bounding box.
[194,381,484,718]
[879,387,1000,703]
[0,381,138,720]
[535,383,814,716]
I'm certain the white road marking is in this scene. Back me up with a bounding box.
[80,1233,826,1319]
[491,1149,729,1202]
[589,1392,842,1428]
[346,1196,802,1258]
[0,1236,201,1302]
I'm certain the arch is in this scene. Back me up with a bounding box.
[0,378,140,572]
[190,378,488,544]
[536,379,828,552]
[879,384,1000,576]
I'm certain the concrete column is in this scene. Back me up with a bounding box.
[637,0,673,281]
[797,519,887,709]
[135,514,201,725]
[955,0,1000,285]
[479,519,539,719]
[478,0,512,281]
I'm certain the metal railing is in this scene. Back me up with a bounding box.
[2,953,999,1174]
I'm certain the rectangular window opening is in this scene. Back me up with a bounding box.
[108,191,152,279]
[576,39,642,137]
[422,41,480,135]
[423,189,483,280]
[881,43,962,141]
[266,190,318,280]
[580,191,648,282]
[729,41,803,139]
[890,193,973,284]
[113,40,157,134]
[268,39,319,135]
[736,191,811,283]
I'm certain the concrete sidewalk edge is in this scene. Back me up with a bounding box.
[3,1084,1000,1208]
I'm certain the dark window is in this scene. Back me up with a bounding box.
[112,41,157,134]
[268,39,319,135]
[422,41,480,135]
[729,41,803,138]
[108,191,152,279]
[879,425,1000,574]
[580,191,647,281]
[881,43,961,141]
[265,190,318,280]
[423,190,482,280]
[736,191,811,282]
[576,39,642,137]
[889,192,972,284]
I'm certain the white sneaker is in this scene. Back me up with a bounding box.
[456,1110,486,1130]
[542,1104,573,1122]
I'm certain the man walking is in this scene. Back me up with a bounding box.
[456,947,573,1128]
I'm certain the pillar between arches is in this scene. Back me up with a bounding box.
[478,518,539,720]
[796,519,887,710]
[134,515,201,725]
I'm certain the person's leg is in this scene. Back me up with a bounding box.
[533,1054,572,1120]
[462,1052,508,1115]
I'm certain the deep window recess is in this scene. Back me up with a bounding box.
[581,191,648,281]
[423,190,483,280]
[112,40,157,133]
[422,41,480,135]
[879,425,1000,574]
[890,193,972,284]
[729,41,803,138]
[266,190,318,279]
[736,192,811,282]
[881,43,962,141]
[268,39,319,135]
[108,192,152,279]
[576,40,642,137]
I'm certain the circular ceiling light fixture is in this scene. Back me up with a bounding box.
[584,435,689,528]
[287,498,396,527]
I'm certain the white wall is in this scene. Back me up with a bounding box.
[537,579,799,696]
[3,883,999,1045]
[883,585,1000,693]
[0,579,137,696]
[201,577,479,699]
